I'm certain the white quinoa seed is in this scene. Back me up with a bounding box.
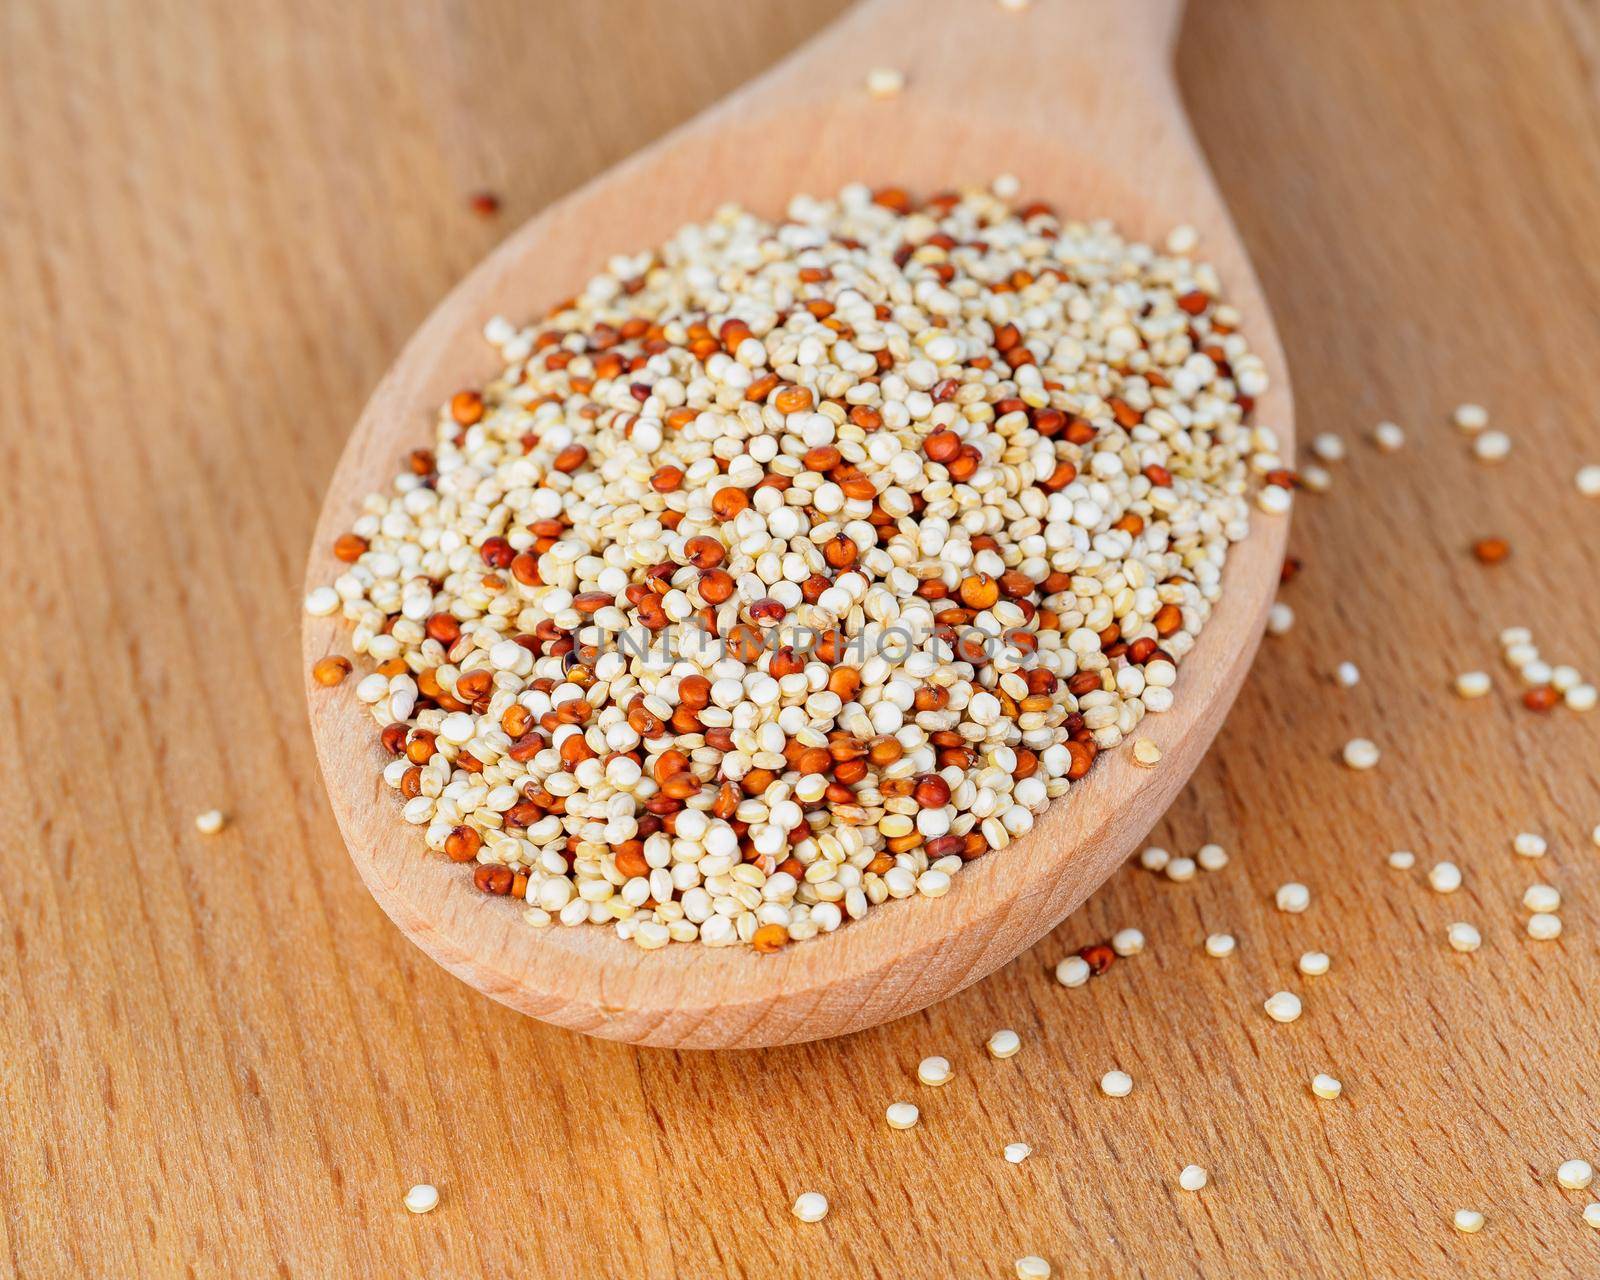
[1267,601,1295,635]
[309,182,1279,952]
[403,1183,440,1215]
[1446,922,1482,953]
[1112,927,1145,956]
[1310,432,1345,462]
[1453,1209,1485,1234]
[1454,671,1492,699]
[1523,883,1560,913]
[1004,1142,1032,1164]
[1297,951,1330,977]
[1264,991,1302,1023]
[1015,1257,1051,1280]
[792,1192,829,1223]
[1512,832,1547,858]
[1585,1202,1600,1230]
[864,66,905,98]
[1197,842,1228,871]
[1139,845,1171,873]
[1100,1070,1134,1098]
[1342,738,1380,770]
[1054,955,1091,987]
[1276,882,1311,914]
[1165,857,1198,883]
[1387,850,1416,870]
[1179,1164,1208,1191]
[1311,1073,1342,1100]
[1204,933,1236,958]
[918,1056,953,1087]
[1568,684,1598,711]
[987,1029,1022,1059]
[1577,464,1600,497]
[1165,224,1198,255]
[1474,430,1511,462]
[1335,661,1361,688]
[194,809,226,835]
[1132,737,1163,767]
[885,1102,920,1130]
[1527,913,1562,940]
[1452,403,1488,432]
[1557,1160,1594,1190]
[1373,421,1406,452]
[1428,862,1463,894]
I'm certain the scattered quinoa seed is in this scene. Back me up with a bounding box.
[1179,1165,1208,1192]
[403,1183,440,1215]
[1428,861,1463,894]
[885,1102,920,1131]
[1471,537,1510,565]
[918,1056,953,1087]
[1055,955,1090,987]
[1342,738,1380,770]
[1584,1203,1600,1230]
[1297,950,1330,977]
[987,1029,1022,1059]
[1474,431,1511,462]
[1387,850,1416,870]
[1197,843,1228,871]
[1311,1073,1342,1100]
[1267,601,1294,635]
[1335,661,1360,688]
[1204,933,1236,958]
[467,191,500,218]
[1004,1142,1032,1164]
[1165,857,1198,883]
[1577,464,1600,497]
[194,809,226,836]
[1263,991,1302,1023]
[1512,832,1548,858]
[1446,922,1482,953]
[1523,883,1560,913]
[1373,421,1405,452]
[1453,1209,1485,1234]
[1275,882,1311,914]
[1454,671,1491,699]
[792,1192,829,1223]
[1015,1257,1051,1280]
[1527,912,1562,940]
[1111,928,1145,956]
[1132,738,1163,767]
[865,67,905,98]
[1310,432,1345,462]
[1100,1070,1134,1097]
[1557,1160,1594,1190]
[1139,846,1171,873]
[1452,403,1488,432]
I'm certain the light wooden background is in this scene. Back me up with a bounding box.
[3,1,1599,1276]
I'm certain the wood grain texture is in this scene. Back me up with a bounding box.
[302,0,1293,1050]
[3,0,1598,1276]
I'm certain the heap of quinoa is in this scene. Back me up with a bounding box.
[307,180,1284,951]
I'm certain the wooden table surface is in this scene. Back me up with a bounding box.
[4,1,1599,1276]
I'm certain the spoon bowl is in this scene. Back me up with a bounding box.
[304,0,1292,1048]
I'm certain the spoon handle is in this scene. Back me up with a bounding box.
[719,0,1193,181]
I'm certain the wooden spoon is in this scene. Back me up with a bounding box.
[303,0,1292,1049]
